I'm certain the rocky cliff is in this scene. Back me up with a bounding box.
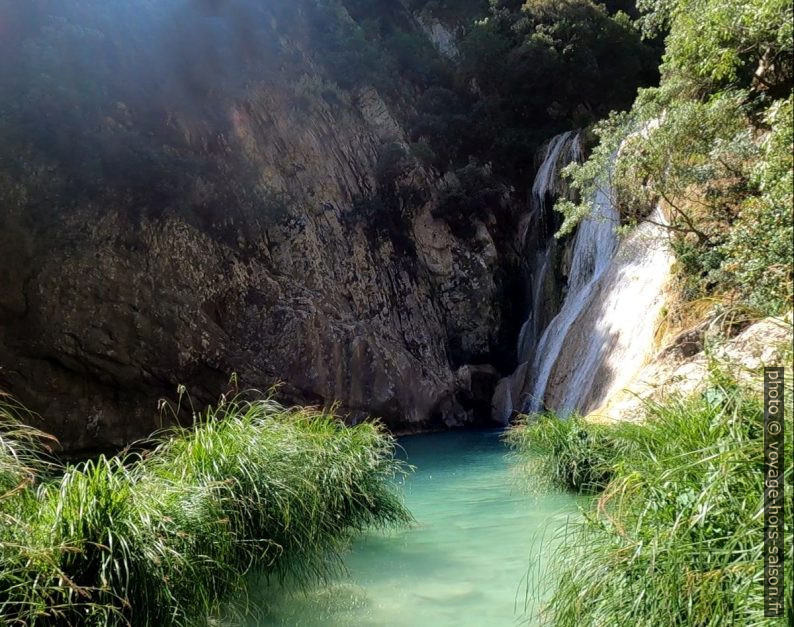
[590,313,793,423]
[0,1,521,451]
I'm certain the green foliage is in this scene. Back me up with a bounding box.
[662,0,792,92]
[719,96,794,313]
[511,370,794,625]
[385,28,449,85]
[554,0,793,315]
[315,0,658,185]
[409,87,480,167]
[0,395,410,625]
[0,396,55,504]
[430,163,505,238]
[554,111,629,236]
[451,0,659,181]
[505,414,621,493]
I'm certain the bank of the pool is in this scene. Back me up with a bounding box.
[507,370,794,626]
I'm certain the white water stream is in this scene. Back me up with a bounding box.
[524,182,619,414]
[496,130,673,420]
[516,131,582,367]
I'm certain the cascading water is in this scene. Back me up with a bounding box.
[493,130,673,422]
[492,130,584,424]
[546,205,672,414]
[516,130,583,368]
[523,183,619,414]
[515,245,552,361]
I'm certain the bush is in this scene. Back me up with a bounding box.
[718,96,794,313]
[509,370,794,625]
[505,414,622,493]
[553,0,793,316]
[454,0,659,180]
[0,395,410,625]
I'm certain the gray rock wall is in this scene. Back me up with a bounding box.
[0,8,519,451]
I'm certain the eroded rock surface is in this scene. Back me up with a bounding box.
[0,5,521,451]
[589,313,793,423]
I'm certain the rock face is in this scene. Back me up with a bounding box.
[414,11,460,59]
[0,4,519,451]
[590,313,794,422]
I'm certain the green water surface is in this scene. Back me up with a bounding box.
[247,430,578,626]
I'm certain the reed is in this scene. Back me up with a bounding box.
[509,370,793,626]
[506,413,623,493]
[0,395,410,626]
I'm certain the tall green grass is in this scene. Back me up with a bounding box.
[508,372,793,626]
[506,414,622,493]
[0,393,56,497]
[0,395,410,625]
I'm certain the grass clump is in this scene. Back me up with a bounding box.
[509,371,793,626]
[506,414,622,493]
[0,395,410,626]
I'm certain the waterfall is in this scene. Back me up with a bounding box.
[515,245,552,360]
[532,132,574,211]
[524,184,619,413]
[493,130,673,424]
[519,130,580,245]
[516,131,582,367]
[549,205,672,414]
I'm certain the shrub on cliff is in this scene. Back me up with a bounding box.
[553,0,793,316]
[452,0,660,180]
[0,396,410,625]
